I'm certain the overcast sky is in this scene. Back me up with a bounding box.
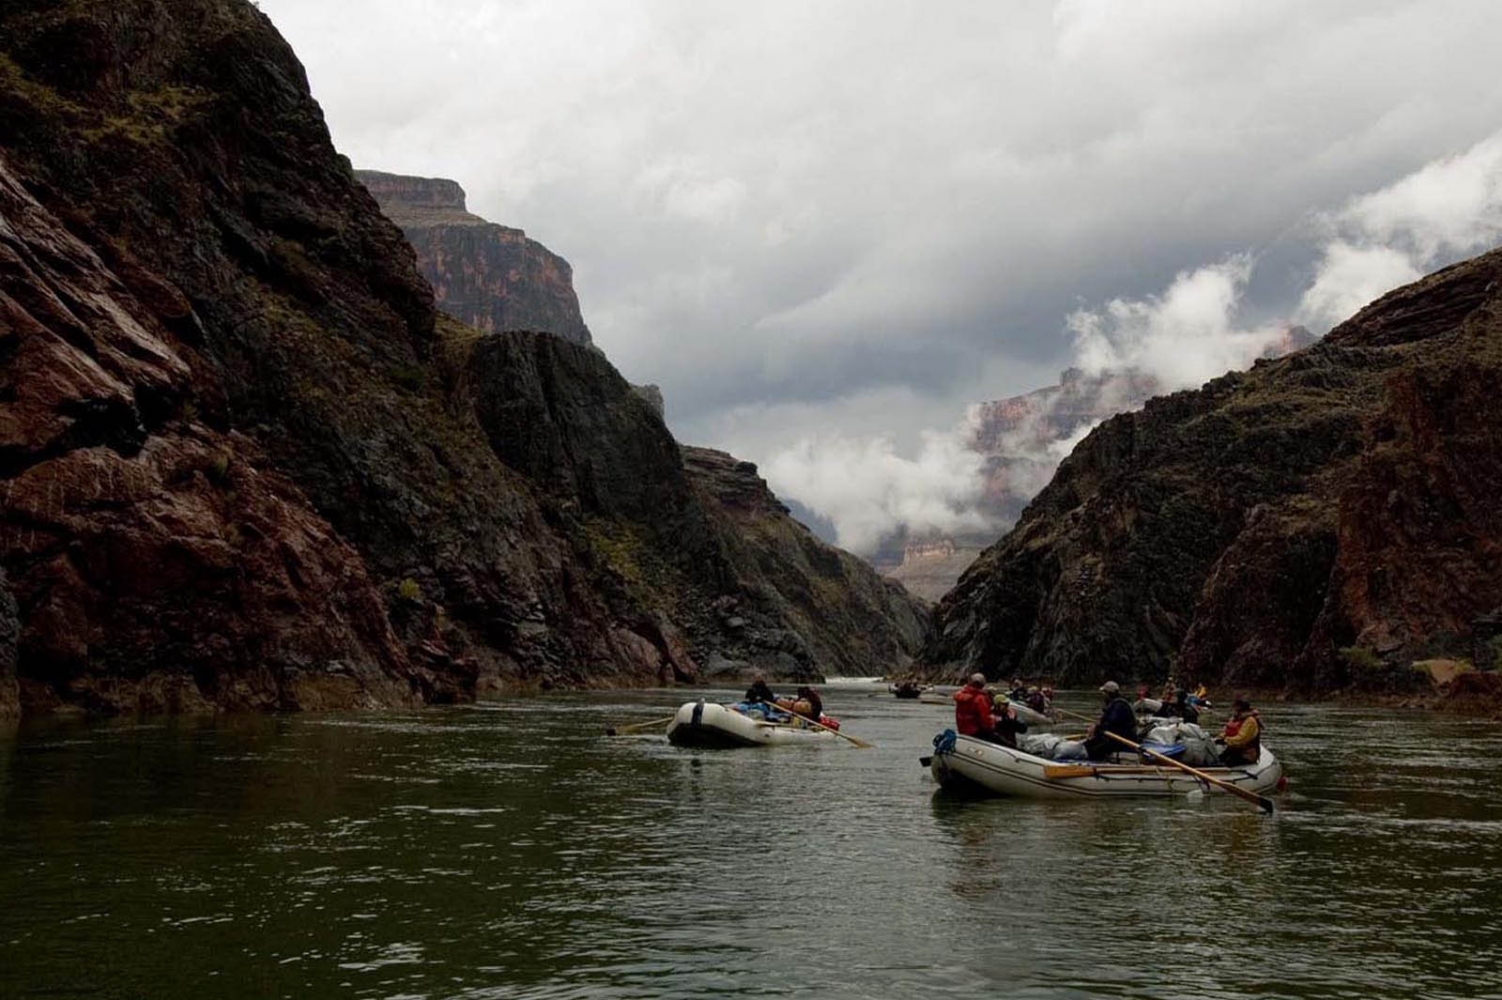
[258,0,1502,549]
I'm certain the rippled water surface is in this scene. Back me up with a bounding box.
[2,688,1500,999]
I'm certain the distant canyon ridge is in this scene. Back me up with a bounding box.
[878,330,1318,600]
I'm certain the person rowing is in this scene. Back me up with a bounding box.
[1083,680,1138,761]
[778,685,823,724]
[1217,696,1262,766]
[744,671,777,705]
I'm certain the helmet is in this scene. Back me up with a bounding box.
[1099,680,1121,695]
[969,672,986,685]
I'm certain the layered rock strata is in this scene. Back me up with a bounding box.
[357,170,592,346]
[922,253,1502,693]
[0,0,926,715]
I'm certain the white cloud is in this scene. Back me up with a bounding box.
[761,423,991,555]
[763,130,1502,552]
[1297,132,1502,329]
[1067,254,1289,392]
[1294,242,1422,330]
[1340,133,1502,260]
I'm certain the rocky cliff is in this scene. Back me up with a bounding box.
[873,332,1319,601]
[356,170,592,346]
[923,253,1502,694]
[682,447,928,678]
[0,0,925,716]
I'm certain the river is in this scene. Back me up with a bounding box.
[1,685,1499,999]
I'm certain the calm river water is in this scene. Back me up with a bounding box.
[2,685,1499,999]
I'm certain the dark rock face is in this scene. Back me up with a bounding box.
[357,170,592,346]
[0,150,414,715]
[0,569,18,718]
[0,0,926,714]
[922,252,1502,692]
[879,329,1319,601]
[682,447,929,678]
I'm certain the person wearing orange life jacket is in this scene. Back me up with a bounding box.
[1218,696,1262,766]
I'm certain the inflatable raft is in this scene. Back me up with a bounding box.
[928,732,1282,801]
[1003,699,1054,727]
[666,701,840,749]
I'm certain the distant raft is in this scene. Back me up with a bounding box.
[927,732,1283,800]
[1002,699,1054,727]
[665,701,842,748]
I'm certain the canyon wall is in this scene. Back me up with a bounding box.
[0,0,925,715]
[922,254,1502,693]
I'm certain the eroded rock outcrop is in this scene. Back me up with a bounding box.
[923,253,1502,694]
[0,0,926,714]
[876,332,1319,601]
[0,152,416,714]
[683,447,929,678]
[358,170,592,346]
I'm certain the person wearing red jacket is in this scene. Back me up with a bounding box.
[953,674,1027,746]
[953,673,995,735]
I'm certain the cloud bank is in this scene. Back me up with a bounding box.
[762,424,990,556]
[1068,254,1288,392]
[771,132,1502,552]
[1297,134,1502,329]
[253,1,1502,555]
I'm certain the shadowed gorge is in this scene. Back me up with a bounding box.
[922,250,1502,698]
[0,0,925,717]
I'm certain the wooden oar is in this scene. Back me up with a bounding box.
[603,714,677,736]
[758,706,874,749]
[1104,730,1273,815]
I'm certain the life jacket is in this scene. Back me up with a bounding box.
[1222,711,1263,755]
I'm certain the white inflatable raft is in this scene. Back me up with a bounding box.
[929,733,1282,801]
[665,701,840,748]
[1003,699,1055,727]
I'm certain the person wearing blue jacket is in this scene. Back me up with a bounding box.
[1084,680,1139,760]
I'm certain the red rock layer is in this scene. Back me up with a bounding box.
[0,155,414,714]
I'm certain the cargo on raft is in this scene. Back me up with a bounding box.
[665,701,844,749]
[926,732,1284,801]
